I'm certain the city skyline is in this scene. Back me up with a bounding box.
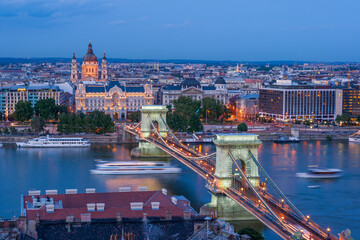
[1,0,360,61]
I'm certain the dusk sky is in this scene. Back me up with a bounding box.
[0,0,359,61]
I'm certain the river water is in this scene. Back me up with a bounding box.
[0,141,359,239]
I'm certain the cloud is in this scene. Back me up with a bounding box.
[164,20,190,29]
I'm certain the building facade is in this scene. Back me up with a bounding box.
[0,84,64,117]
[341,89,360,117]
[75,80,154,120]
[161,77,228,107]
[259,87,340,122]
[73,43,154,119]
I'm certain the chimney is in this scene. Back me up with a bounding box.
[66,189,78,194]
[138,186,148,191]
[151,202,160,210]
[130,202,143,210]
[86,188,96,193]
[87,203,96,212]
[162,189,167,195]
[45,205,54,213]
[28,190,41,196]
[171,197,177,205]
[96,203,105,211]
[45,190,58,195]
[119,187,131,192]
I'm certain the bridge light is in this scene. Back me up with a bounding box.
[235,168,238,171]
[240,188,244,191]
[306,215,310,221]
[281,216,284,220]
[281,199,284,202]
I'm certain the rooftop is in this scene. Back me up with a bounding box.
[23,188,198,221]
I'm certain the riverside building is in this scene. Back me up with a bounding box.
[72,42,154,119]
[161,77,228,107]
[0,83,65,118]
[259,86,342,122]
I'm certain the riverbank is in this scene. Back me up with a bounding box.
[0,131,351,145]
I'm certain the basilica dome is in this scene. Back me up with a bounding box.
[83,42,97,62]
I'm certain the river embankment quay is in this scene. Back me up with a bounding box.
[0,131,352,145]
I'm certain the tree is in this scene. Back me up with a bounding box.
[237,123,248,132]
[238,227,265,240]
[335,113,351,125]
[10,126,18,135]
[34,98,58,121]
[14,101,33,122]
[3,127,9,135]
[200,97,230,123]
[188,114,203,132]
[57,113,68,134]
[169,96,203,132]
[129,110,141,122]
[31,116,45,134]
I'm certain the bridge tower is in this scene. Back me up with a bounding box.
[140,105,168,138]
[131,105,170,158]
[204,133,262,220]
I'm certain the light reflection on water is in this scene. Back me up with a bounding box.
[0,141,359,239]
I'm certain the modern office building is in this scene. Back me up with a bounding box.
[259,86,341,122]
[341,89,360,117]
[0,83,65,117]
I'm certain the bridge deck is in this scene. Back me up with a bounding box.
[124,124,338,240]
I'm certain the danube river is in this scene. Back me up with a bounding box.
[0,141,359,239]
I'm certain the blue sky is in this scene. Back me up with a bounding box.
[0,0,359,61]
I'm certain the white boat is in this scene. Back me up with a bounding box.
[0,143,3,148]
[90,161,182,175]
[16,135,90,148]
[349,130,360,142]
[296,168,343,179]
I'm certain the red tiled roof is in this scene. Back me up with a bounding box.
[244,79,261,83]
[23,191,198,221]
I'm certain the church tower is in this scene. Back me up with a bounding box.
[70,52,78,83]
[81,42,99,80]
[101,52,108,82]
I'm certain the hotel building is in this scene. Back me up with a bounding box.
[259,86,342,122]
[0,84,64,118]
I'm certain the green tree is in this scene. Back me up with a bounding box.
[3,127,9,135]
[14,101,33,122]
[237,123,248,132]
[31,116,45,134]
[335,113,351,125]
[10,126,18,135]
[200,97,230,123]
[188,114,203,132]
[167,112,187,132]
[34,98,58,121]
[238,227,265,240]
[57,113,68,134]
[129,110,141,122]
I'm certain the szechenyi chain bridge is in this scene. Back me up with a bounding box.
[122,105,345,240]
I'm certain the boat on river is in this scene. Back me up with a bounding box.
[349,130,360,142]
[16,135,90,148]
[0,143,3,148]
[296,168,343,179]
[273,135,300,143]
[90,161,182,175]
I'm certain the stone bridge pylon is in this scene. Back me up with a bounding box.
[203,134,262,221]
[131,105,170,158]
